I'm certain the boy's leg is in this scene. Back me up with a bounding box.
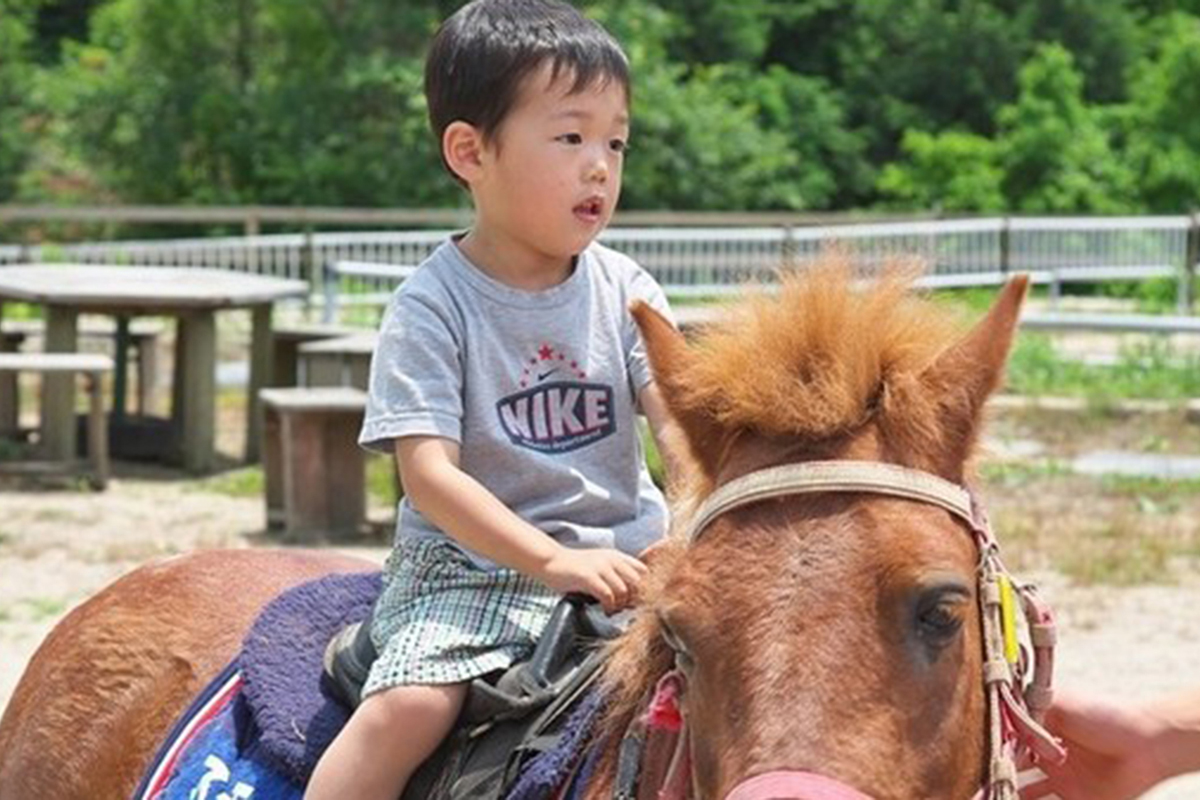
[305,681,468,800]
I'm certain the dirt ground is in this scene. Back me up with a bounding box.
[2,404,1200,797]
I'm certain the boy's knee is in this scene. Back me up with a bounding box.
[359,683,467,735]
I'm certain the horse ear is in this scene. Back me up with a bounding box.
[920,276,1029,473]
[631,301,725,477]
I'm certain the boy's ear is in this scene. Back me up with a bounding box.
[443,121,485,184]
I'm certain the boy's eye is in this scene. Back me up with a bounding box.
[556,133,583,145]
[609,138,628,154]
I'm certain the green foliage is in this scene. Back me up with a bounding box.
[621,63,804,210]
[877,130,1005,212]
[36,0,458,206]
[10,1,1200,213]
[1119,13,1200,211]
[996,44,1135,213]
[0,2,39,201]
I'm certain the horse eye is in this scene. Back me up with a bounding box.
[916,595,965,646]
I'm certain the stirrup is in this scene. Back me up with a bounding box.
[322,620,377,708]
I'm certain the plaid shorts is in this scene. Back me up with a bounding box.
[362,537,560,698]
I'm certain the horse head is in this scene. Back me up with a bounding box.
[593,263,1034,800]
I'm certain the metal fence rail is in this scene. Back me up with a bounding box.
[3,216,1196,320]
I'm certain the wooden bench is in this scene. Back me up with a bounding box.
[260,386,368,539]
[0,352,113,489]
[297,332,377,390]
[270,323,359,387]
[1,318,161,415]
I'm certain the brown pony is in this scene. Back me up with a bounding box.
[0,264,1032,799]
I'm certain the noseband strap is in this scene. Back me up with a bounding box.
[624,460,1064,800]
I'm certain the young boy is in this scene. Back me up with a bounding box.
[304,1,678,798]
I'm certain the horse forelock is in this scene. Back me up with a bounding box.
[673,257,968,456]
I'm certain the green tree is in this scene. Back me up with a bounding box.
[1120,13,1200,211]
[876,130,1005,212]
[621,63,802,210]
[1007,0,1142,103]
[41,0,458,207]
[996,44,1135,212]
[0,1,39,201]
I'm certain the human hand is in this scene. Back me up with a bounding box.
[535,546,648,614]
[1020,692,1169,800]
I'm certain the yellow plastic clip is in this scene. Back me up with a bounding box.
[999,575,1019,665]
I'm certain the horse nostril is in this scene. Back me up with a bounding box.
[724,771,876,800]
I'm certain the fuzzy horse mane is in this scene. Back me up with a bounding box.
[669,258,966,441]
[591,260,982,793]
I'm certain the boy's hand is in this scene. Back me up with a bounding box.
[535,546,648,614]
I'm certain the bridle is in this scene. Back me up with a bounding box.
[615,460,1067,800]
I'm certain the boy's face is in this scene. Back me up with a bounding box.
[472,64,629,265]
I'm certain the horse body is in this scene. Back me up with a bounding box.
[0,263,1036,799]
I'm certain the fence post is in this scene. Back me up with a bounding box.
[244,211,260,274]
[999,217,1011,275]
[782,225,795,270]
[1185,212,1199,315]
[302,226,317,316]
[322,261,339,325]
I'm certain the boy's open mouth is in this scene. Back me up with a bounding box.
[574,197,604,221]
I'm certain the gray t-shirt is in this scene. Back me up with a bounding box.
[360,238,671,569]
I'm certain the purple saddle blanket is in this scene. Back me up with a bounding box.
[238,569,382,784]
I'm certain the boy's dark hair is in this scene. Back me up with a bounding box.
[425,0,630,177]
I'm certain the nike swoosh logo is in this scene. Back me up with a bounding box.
[538,369,558,381]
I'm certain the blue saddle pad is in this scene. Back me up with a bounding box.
[132,661,300,799]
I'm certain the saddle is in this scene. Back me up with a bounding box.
[324,593,627,800]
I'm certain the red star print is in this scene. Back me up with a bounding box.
[538,344,554,360]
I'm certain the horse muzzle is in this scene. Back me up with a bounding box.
[724,771,875,800]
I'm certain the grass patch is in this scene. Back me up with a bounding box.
[367,455,400,506]
[1058,521,1175,586]
[1006,334,1200,401]
[193,466,264,498]
[980,459,1070,488]
[1099,474,1200,498]
[641,422,666,489]
[32,508,79,524]
[23,597,68,621]
[987,469,1200,586]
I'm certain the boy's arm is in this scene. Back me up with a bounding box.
[639,382,687,493]
[395,436,646,611]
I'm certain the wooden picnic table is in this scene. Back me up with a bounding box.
[0,264,308,473]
